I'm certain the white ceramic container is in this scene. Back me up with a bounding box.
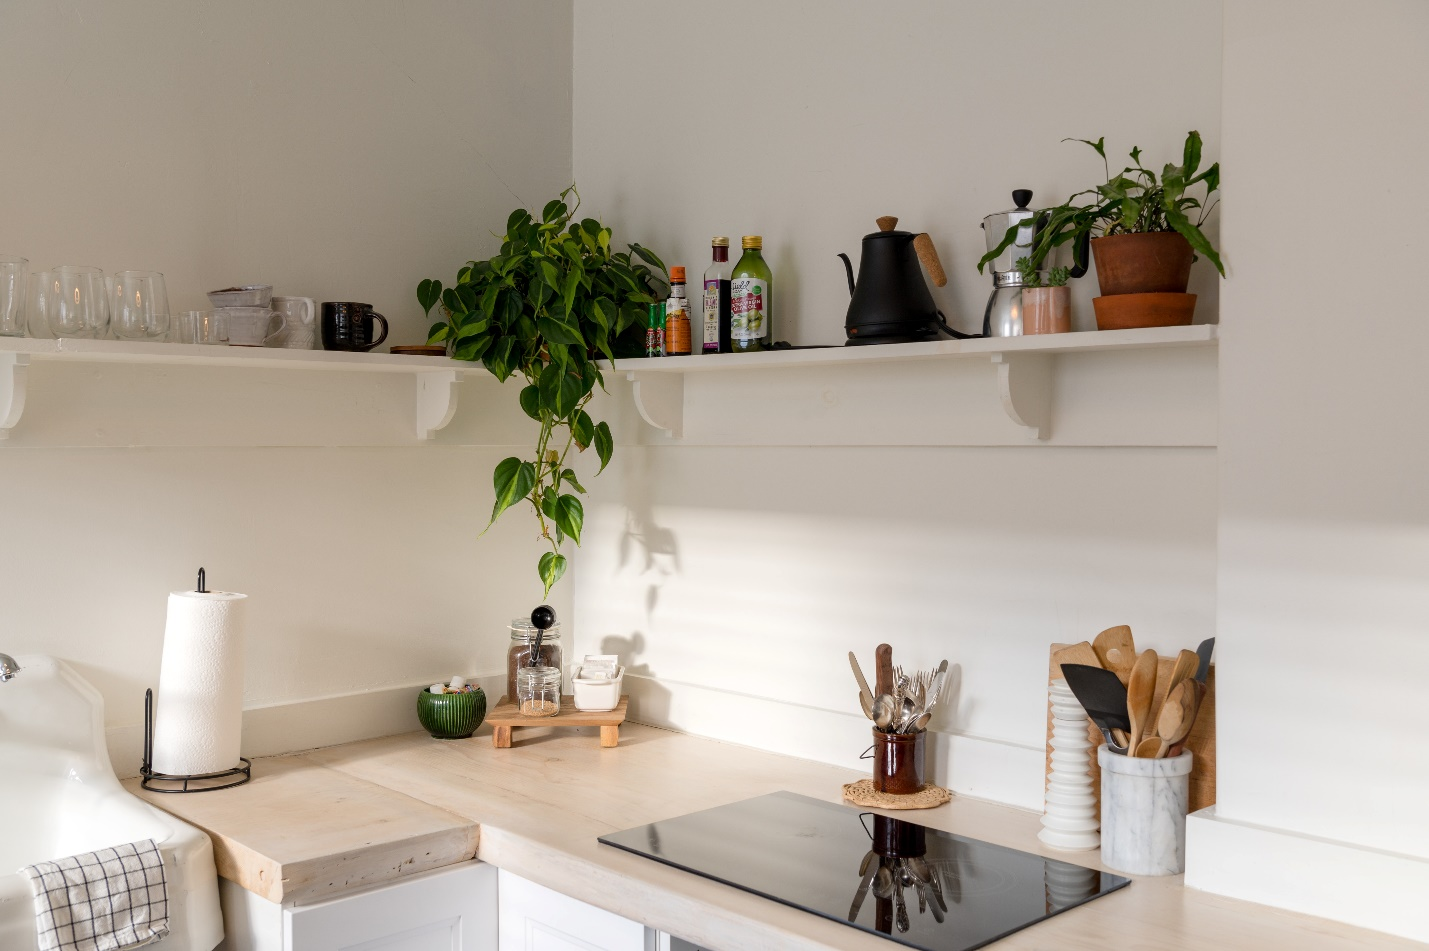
[571,656,624,712]
[1098,746,1193,876]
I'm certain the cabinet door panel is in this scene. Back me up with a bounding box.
[286,862,497,951]
[496,871,646,951]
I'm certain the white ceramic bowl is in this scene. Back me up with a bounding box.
[571,664,624,712]
[207,284,273,308]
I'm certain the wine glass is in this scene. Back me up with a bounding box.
[0,256,27,337]
[48,266,110,338]
[109,270,169,340]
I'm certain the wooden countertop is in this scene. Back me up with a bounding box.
[133,724,1419,950]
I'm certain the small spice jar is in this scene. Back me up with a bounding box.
[517,666,561,717]
[507,617,562,702]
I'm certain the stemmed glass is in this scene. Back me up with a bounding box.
[0,256,27,337]
[109,270,169,340]
[48,266,110,338]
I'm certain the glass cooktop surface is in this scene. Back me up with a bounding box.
[598,791,1128,951]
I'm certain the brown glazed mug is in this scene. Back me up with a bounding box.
[867,728,926,795]
[321,301,389,352]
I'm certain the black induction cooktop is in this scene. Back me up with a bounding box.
[598,791,1128,951]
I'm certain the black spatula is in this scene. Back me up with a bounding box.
[1195,637,1215,683]
[1061,663,1131,754]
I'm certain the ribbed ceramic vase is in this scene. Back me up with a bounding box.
[417,687,486,739]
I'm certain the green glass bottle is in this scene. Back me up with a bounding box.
[730,235,772,353]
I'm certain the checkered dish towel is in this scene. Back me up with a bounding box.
[20,839,169,951]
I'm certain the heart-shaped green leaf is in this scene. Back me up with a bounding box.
[594,421,613,474]
[417,279,442,316]
[538,551,567,596]
[488,457,535,529]
[519,384,541,420]
[553,494,584,545]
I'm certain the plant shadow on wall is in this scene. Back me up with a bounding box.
[420,185,669,597]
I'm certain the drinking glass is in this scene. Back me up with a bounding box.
[25,270,52,337]
[48,266,110,338]
[169,310,228,345]
[0,256,28,337]
[109,270,169,340]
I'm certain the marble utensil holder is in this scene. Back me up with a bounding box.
[1098,746,1193,875]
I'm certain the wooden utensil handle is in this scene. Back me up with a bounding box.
[913,233,948,288]
[874,643,894,698]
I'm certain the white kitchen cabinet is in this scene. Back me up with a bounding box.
[218,862,497,951]
[496,870,649,951]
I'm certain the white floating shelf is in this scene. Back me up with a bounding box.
[616,324,1218,441]
[0,338,486,441]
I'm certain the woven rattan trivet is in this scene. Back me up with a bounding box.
[842,778,952,809]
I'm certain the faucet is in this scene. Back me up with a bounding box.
[0,653,19,682]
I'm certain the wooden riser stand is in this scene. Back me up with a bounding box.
[487,696,628,749]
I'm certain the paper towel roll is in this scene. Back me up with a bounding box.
[151,589,248,776]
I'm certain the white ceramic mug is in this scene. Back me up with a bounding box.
[270,296,316,349]
[219,306,286,347]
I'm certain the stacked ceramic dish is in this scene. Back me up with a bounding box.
[205,285,284,347]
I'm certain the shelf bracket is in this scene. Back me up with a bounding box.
[626,370,684,439]
[0,353,29,441]
[416,370,461,440]
[991,352,1052,441]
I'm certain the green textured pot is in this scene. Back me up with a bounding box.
[418,687,486,739]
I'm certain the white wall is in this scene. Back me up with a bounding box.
[574,0,1223,343]
[1185,2,1429,940]
[0,0,575,770]
[573,0,1223,810]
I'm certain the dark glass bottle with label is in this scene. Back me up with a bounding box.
[702,237,732,353]
[731,236,771,353]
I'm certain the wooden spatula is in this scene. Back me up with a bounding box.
[1092,625,1136,685]
[1126,649,1158,750]
[1051,641,1101,676]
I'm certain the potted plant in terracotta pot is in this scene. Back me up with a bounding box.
[981,131,1224,329]
[1018,258,1071,334]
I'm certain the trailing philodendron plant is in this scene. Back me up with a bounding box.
[419,185,667,596]
[981,130,1224,277]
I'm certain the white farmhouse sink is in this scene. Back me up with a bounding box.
[0,655,223,950]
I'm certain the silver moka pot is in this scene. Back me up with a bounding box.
[979,190,1086,336]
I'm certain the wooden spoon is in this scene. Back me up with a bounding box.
[1126,649,1158,749]
[1151,679,1197,758]
[1134,736,1162,758]
[1092,625,1136,685]
[1149,648,1199,730]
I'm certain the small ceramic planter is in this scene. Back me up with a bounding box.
[417,687,486,739]
[1022,286,1071,334]
[1098,746,1193,875]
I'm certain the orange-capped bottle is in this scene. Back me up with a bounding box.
[664,266,692,356]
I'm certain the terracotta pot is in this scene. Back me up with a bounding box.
[1022,286,1071,334]
[1093,292,1197,330]
[1091,232,1194,296]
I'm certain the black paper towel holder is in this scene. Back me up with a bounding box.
[140,567,251,793]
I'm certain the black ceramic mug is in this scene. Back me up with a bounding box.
[321,301,389,352]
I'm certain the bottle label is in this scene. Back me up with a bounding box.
[731,277,767,341]
[703,280,720,351]
[664,299,691,356]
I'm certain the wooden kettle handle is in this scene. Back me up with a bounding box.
[913,233,947,287]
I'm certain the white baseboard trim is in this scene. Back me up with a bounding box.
[1186,805,1429,943]
[107,672,510,780]
[620,672,1045,812]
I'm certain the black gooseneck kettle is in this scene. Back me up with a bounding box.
[838,216,976,345]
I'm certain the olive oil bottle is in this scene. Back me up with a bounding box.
[730,235,772,353]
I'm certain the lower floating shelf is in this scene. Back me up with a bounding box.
[0,338,486,441]
[486,695,629,749]
[614,324,1218,441]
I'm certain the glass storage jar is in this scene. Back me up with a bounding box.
[517,666,561,717]
[507,618,562,702]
